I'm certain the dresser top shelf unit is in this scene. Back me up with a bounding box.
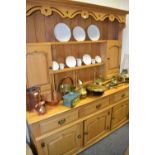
[26,0,128,104]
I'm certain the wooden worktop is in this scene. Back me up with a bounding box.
[26,83,129,125]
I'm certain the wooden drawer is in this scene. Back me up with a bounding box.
[110,88,129,104]
[79,97,109,118]
[113,100,129,112]
[39,109,78,134]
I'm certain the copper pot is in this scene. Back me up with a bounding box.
[26,86,41,111]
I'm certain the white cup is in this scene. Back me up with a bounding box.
[59,63,65,70]
[91,59,96,64]
[76,58,82,66]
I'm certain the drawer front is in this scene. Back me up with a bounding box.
[110,89,129,104]
[40,110,78,134]
[113,100,129,112]
[79,97,109,118]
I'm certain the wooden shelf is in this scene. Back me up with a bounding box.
[50,62,105,74]
[27,40,107,46]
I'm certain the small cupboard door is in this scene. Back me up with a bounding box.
[84,109,111,146]
[106,40,121,78]
[26,44,52,94]
[111,100,129,129]
[38,123,83,155]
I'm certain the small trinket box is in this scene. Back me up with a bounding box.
[63,92,81,107]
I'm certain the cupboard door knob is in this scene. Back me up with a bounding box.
[41,142,45,148]
[107,126,110,130]
[107,58,110,60]
[58,118,66,125]
[77,135,81,139]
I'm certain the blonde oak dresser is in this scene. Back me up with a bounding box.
[26,0,129,154]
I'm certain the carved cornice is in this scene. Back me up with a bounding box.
[26,4,126,23]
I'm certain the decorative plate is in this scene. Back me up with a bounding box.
[82,54,92,65]
[65,56,76,68]
[73,26,86,41]
[87,25,100,41]
[54,23,71,42]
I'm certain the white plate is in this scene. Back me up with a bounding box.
[54,23,71,42]
[52,61,59,70]
[83,54,92,65]
[87,25,100,41]
[73,26,86,41]
[65,56,76,68]
[95,55,102,63]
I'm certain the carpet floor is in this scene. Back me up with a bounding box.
[78,123,129,155]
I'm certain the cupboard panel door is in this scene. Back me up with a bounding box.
[38,123,83,155]
[106,40,121,78]
[27,52,48,86]
[111,100,129,129]
[26,44,52,93]
[84,109,111,146]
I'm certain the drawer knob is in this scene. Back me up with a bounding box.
[41,142,45,148]
[96,104,101,109]
[58,118,66,125]
[121,94,125,98]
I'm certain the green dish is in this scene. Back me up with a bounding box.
[86,84,105,92]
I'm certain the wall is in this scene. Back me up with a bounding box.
[72,0,129,10]
[72,0,129,71]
